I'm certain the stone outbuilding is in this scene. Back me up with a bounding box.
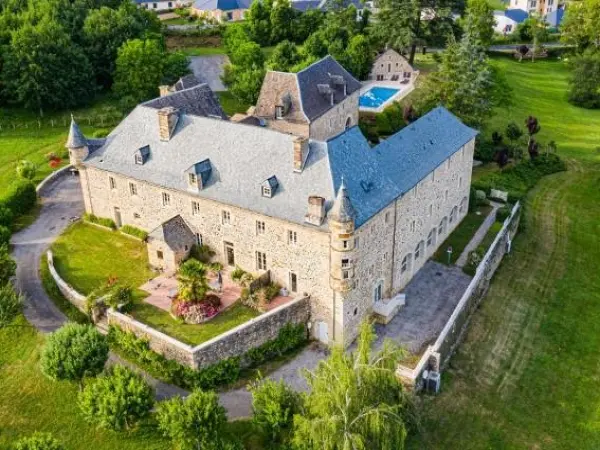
[368,48,416,82]
[191,0,252,22]
[147,215,197,271]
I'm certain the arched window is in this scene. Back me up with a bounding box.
[345,116,352,130]
[401,253,413,274]
[449,206,458,224]
[438,217,447,236]
[415,241,425,260]
[459,196,468,214]
[427,228,436,247]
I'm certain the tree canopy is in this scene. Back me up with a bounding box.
[561,0,600,51]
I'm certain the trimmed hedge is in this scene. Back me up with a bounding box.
[120,225,148,241]
[0,179,36,217]
[108,322,306,391]
[83,213,116,230]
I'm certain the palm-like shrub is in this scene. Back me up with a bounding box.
[177,258,210,302]
[13,432,64,450]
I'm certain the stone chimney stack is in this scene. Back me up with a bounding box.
[293,136,309,172]
[158,107,179,142]
[159,85,171,97]
[305,196,326,226]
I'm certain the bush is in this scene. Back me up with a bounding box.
[13,432,64,450]
[78,365,154,431]
[474,136,497,163]
[41,323,109,386]
[120,224,148,240]
[0,245,16,285]
[0,205,13,227]
[83,213,116,230]
[16,160,36,180]
[0,179,36,216]
[0,283,23,328]
[107,285,134,312]
[189,243,216,264]
[250,378,303,443]
[496,205,512,223]
[0,225,11,246]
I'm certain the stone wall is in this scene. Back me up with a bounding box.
[46,250,87,312]
[108,296,311,369]
[309,91,360,141]
[397,202,522,389]
[368,49,416,80]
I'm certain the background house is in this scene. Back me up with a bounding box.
[367,49,416,82]
[135,0,192,11]
[493,8,528,34]
[192,0,252,21]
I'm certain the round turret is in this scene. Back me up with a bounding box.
[65,116,89,167]
[329,179,356,293]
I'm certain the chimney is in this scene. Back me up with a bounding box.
[305,196,325,226]
[159,85,171,97]
[293,136,309,172]
[157,107,179,142]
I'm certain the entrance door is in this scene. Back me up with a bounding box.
[224,242,235,266]
[317,321,329,344]
[113,207,122,228]
[289,272,297,293]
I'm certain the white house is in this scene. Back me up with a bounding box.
[493,8,528,34]
[135,0,193,12]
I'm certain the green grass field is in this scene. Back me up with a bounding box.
[217,91,251,116]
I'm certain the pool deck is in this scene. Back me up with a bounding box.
[359,77,419,113]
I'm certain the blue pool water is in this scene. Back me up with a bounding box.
[359,87,401,108]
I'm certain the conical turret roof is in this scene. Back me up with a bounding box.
[329,178,355,223]
[65,116,87,149]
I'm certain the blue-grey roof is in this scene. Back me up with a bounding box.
[291,0,321,10]
[144,83,227,120]
[504,8,528,23]
[193,0,251,10]
[149,215,196,251]
[65,118,87,149]
[326,107,478,226]
[545,8,564,27]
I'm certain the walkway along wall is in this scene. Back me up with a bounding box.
[397,202,521,390]
[45,250,310,369]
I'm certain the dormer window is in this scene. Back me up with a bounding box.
[134,145,150,165]
[135,154,143,165]
[186,159,212,191]
[189,173,197,185]
[261,176,279,198]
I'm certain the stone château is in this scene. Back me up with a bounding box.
[66,56,477,346]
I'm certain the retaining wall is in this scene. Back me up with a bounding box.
[397,202,521,389]
[46,250,87,312]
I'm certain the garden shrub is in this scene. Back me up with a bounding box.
[107,285,134,312]
[0,179,36,216]
[16,160,36,180]
[108,322,307,391]
[496,205,512,223]
[13,432,64,450]
[83,213,116,230]
[189,243,216,263]
[120,224,148,240]
[0,206,13,227]
[0,225,11,246]
[0,283,23,328]
[474,136,496,163]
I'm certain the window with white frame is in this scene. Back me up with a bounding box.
[415,241,424,260]
[189,173,197,185]
[373,281,383,302]
[222,210,231,224]
[288,230,297,244]
[109,176,116,189]
[192,201,200,215]
[129,182,137,196]
[261,186,271,197]
[256,251,267,270]
[162,192,170,206]
[256,220,265,235]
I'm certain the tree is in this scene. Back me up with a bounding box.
[156,389,228,450]
[230,40,265,67]
[78,365,154,431]
[223,41,266,104]
[303,30,329,60]
[250,378,303,444]
[292,322,408,450]
[177,258,211,302]
[345,34,374,80]
[163,51,191,86]
[568,49,600,108]
[13,432,64,450]
[267,40,302,71]
[223,22,252,54]
[1,19,95,115]
[16,160,36,180]
[525,115,540,148]
[506,121,523,142]
[41,323,109,388]
[113,38,189,104]
[0,284,23,328]
[463,0,495,47]
[246,0,272,46]
[270,0,295,43]
[0,246,16,285]
[561,0,600,51]
[419,27,494,127]
[292,9,324,43]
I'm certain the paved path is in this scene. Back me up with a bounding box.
[189,55,228,92]
[455,203,502,268]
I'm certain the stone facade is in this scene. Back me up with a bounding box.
[192,7,247,21]
[368,49,416,82]
[309,91,360,141]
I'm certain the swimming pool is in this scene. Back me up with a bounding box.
[359,87,401,109]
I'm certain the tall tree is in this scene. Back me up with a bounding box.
[223,41,266,104]
[270,0,295,43]
[1,18,94,115]
[346,34,374,79]
[568,49,600,108]
[246,0,272,46]
[561,0,600,51]
[463,0,494,47]
[292,322,408,450]
[267,40,302,71]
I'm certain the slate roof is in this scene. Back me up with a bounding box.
[149,215,196,251]
[296,56,362,121]
[504,8,528,23]
[290,0,321,10]
[329,180,355,223]
[143,83,227,120]
[326,107,478,226]
[193,0,251,10]
[174,74,202,91]
[66,118,106,152]
[545,8,564,27]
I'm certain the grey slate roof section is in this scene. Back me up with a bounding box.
[326,107,478,226]
[149,215,196,251]
[290,0,321,11]
[174,74,202,91]
[193,0,251,10]
[143,83,227,120]
[85,106,336,228]
[65,118,87,149]
[296,56,362,121]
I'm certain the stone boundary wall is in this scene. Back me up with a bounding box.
[397,202,522,389]
[48,246,311,368]
[46,250,87,313]
[36,164,74,194]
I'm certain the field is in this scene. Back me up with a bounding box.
[408,59,600,449]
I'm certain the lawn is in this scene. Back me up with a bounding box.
[179,46,226,56]
[433,205,493,265]
[130,302,259,346]
[50,222,154,296]
[217,91,251,116]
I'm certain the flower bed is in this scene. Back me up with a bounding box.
[171,294,222,324]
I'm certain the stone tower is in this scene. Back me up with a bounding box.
[329,179,356,294]
[65,116,89,167]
